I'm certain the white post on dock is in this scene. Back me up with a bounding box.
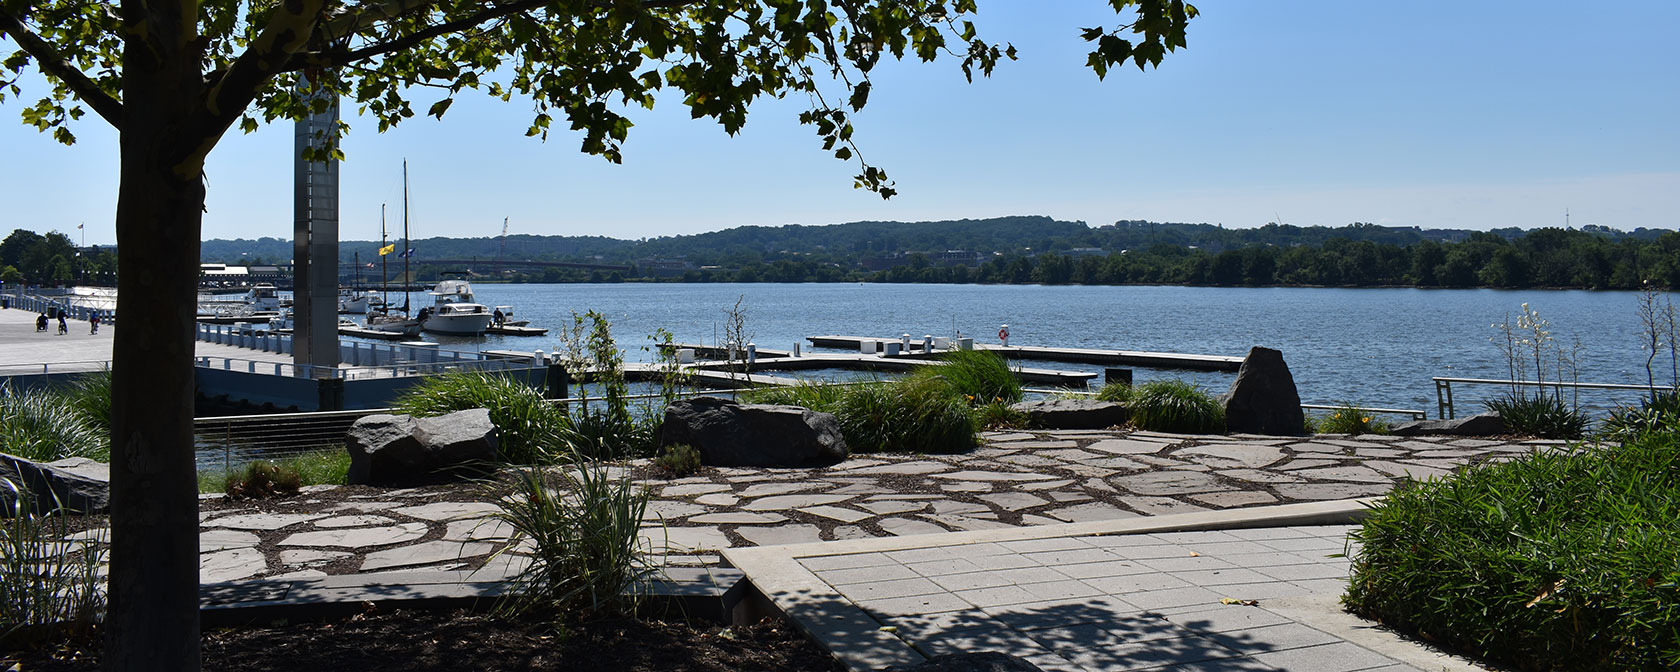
[900,333,911,352]
[746,343,757,365]
[999,324,1010,347]
[924,335,934,354]
[793,342,801,357]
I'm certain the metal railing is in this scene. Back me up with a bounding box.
[1299,403,1427,422]
[1433,377,1676,419]
[0,359,112,376]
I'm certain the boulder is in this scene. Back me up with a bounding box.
[1010,399,1127,429]
[0,453,110,514]
[347,409,498,486]
[1391,411,1506,437]
[887,652,1044,672]
[659,396,847,467]
[1218,346,1306,436]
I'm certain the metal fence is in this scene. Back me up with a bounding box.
[1433,377,1676,419]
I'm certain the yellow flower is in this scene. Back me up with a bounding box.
[1361,417,1371,424]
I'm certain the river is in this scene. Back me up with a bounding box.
[361,283,1660,419]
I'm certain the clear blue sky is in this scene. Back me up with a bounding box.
[3,1,1676,247]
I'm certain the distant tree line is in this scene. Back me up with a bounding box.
[186,216,1680,290]
[0,228,117,287]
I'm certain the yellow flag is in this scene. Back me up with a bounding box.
[378,244,396,256]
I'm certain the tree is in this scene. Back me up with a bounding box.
[1,0,1194,668]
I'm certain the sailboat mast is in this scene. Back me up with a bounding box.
[380,203,389,310]
[402,159,411,316]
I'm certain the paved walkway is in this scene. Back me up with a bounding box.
[725,503,1487,671]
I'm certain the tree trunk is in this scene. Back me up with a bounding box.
[106,3,206,668]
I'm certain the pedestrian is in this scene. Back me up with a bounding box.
[493,307,504,326]
[90,313,101,335]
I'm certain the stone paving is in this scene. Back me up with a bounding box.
[144,429,1564,583]
[725,519,1472,671]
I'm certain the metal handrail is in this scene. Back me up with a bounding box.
[1300,403,1426,421]
[1433,377,1677,419]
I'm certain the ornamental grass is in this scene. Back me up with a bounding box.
[1344,432,1680,670]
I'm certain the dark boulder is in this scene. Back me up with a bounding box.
[1010,399,1127,429]
[1391,411,1506,437]
[887,652,1044,672]
[1218,346,1306,436]
[659,396,847,467]
[0,453,110,514]
[346,409,498,485]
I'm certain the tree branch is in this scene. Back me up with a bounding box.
[0,7,123,127]
[199,0,328,139]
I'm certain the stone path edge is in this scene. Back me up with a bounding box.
[720,497,1381,672]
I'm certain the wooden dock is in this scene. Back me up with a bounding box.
[485,324,548,336]
[806,336,1243,372]
[688,353,1095,386]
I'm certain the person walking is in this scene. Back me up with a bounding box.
[90,312,101,335]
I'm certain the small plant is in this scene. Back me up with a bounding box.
[495,452,653,621]
[198,450,350,494]
[911,349,1022,404]
[1128,379,1224,434]
[1094,381,1133,403]
[652,444,702,477]
[61,370,112,434]
[223,461,302,499]
[0,382,108,462]
[1486,392,1587,439]
[393,372,571,464]
[1,477,107,646]
[1315,404,1390,435]
[1602,393,1680,441]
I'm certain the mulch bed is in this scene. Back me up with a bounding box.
[6,609,846,672]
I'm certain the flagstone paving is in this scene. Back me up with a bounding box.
[173,430,1567,582]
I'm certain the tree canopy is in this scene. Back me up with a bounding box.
[1,1,1195,669]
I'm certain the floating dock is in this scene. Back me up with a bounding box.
[805,336,1243,372]
[485,324,548,336]
[689,354,1095,386]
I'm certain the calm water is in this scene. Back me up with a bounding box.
[384,283,1657,418]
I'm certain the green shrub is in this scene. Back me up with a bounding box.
[1314,404,1391,435]
[1094,382,1133,403]
[1602,393,1680,441]
[393,372,571,464]
[1128,379,1224,434]
[911,349,1022,405]
[835,378,977,454]
[1486,391,1587,439]
[1345,433,1680,670]
[1,477,106,646]
[223,461,302,499]
[0,383,107,462]
[496,453,652,620]
[972,400,1027,430]
[652,444,702,477]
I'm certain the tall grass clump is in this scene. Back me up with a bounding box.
[60,370,112,434]
[1127,379,1224,434]
[557,311,660,460]
[910,349,1022,405]
[835,378,976,454]
[495,451,652,620]
[1094,381,1133,403]
[393,372,569,464]
[2,478,107,646]
[1345,432,1680,670]
[0,383,108,462]
[741,381,849,413]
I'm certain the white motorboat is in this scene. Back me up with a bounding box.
[245,283,283,311]
[419,278,493,336]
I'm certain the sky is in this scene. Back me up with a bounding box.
[2,1,1676,247]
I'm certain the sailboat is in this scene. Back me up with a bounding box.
[364,163,422,337]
